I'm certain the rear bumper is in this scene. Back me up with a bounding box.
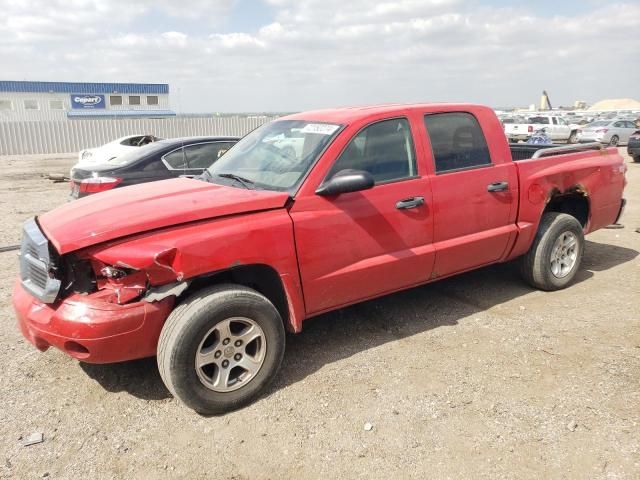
[13,280,173,364]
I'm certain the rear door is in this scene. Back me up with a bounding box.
[550,117,567,140]
[556,117,571,141]
[290,116,435,314]
[422,111,518,277]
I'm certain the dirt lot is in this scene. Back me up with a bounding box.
[0,151,638,479]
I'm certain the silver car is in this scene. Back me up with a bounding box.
[577,119,638,146]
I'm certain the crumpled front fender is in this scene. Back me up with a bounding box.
[89,244,184,286]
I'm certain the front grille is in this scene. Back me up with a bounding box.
[19,218,61,303]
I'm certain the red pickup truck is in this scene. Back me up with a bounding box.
[14,104,626,414]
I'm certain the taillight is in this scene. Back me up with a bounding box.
[528,125,533,133]
[79,176,122,193]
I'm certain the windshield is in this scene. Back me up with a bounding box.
[105,141,168,166]
[205,120,342,192]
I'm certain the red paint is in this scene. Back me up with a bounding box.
[14,103,626,364]
[13,280,174,363]
[39,178,289,254]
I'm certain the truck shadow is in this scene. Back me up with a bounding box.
[80,239,638,403]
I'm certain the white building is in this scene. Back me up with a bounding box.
[0,81,175,121]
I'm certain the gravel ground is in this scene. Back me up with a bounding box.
[0,151,638,479]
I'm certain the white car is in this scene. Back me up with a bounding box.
[77,134,162,167]
[504,115,578,143]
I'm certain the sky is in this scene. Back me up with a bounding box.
[1,0,639,113]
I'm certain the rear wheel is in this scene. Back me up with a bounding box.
[158,284,286,414]
[632,155,640,163]
[568,131,578,144]
[609,135,619,147]
[519,213,584,291]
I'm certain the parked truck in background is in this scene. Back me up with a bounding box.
[14,104,627,414]
[505,114,578,143]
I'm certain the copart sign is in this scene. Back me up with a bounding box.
[70,94,105,109]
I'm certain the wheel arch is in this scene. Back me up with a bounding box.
[183,264,299,333]
[542,187,590,228]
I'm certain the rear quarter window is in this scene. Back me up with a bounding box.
[163,148,188,169]
[424,112,492,174]
[185,142,236,169]
[529,116,550,125]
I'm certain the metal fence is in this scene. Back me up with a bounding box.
[0,115,279,155]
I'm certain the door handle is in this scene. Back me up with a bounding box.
[396,196,425,209]
[487,181,509,192]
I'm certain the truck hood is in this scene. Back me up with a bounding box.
[38,178,290,254]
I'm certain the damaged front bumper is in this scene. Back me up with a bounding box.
[13,280,174,364]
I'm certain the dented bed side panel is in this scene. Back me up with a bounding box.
[507,147,626,260]
[84,209,306,332]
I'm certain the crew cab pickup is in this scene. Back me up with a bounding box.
[13,104,627,414]
[505,114,578,143]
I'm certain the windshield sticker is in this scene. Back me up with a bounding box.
[301,123,340,135]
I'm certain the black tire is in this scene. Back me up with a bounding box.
[632,155,640,163]
[609,135,619,147]
[519,212,584,291]
[158,284,285,414]
[568,131,578,144]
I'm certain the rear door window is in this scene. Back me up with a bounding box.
[185,142,236,169]
[424,112,492,173]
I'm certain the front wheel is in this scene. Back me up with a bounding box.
[157,284,286,414]
[519,212,584,291]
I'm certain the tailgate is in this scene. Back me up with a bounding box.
[505,124,531,135]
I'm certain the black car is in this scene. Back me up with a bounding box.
[627,129,640,163]
[70,136,239,198]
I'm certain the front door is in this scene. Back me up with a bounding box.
[422,111,518,277]
[290,117,435,315]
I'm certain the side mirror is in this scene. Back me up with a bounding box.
[316,169,375,196]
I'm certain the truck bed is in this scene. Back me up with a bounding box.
[510,144,555,161]
[510,142,605,161]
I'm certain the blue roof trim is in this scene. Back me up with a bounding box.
[67,109,176,118]
[0,81,169,94]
